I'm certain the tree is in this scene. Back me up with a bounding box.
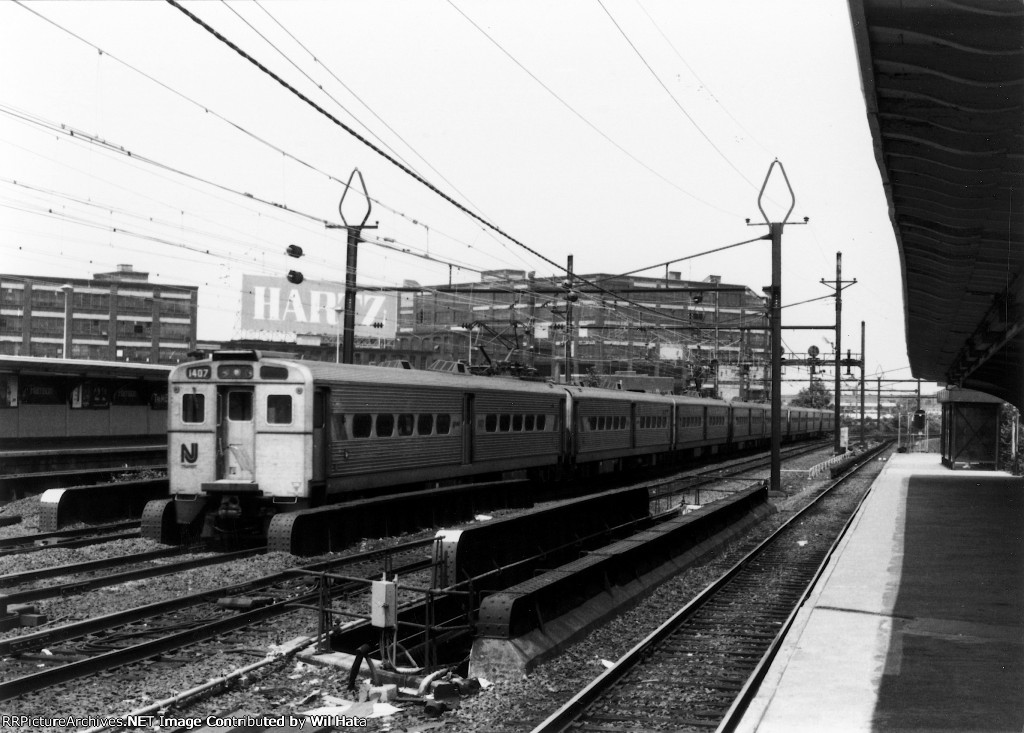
[790,379,832,409]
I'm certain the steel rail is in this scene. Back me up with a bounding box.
[0,537,435,659]
[0,547,265,605]
[0,520,140,549]
[0,547,184,586]
[0,556,433,701]
[530,440,892,733]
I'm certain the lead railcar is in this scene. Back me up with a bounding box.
[145,350,566,541]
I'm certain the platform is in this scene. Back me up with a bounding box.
[737,452,1023,733]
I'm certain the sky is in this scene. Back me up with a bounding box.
[0,0,935,395]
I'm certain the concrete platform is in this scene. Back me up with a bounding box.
[738,453,1023,733]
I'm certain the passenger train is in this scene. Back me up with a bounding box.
[0,356,169,487]
[148,350,833,540]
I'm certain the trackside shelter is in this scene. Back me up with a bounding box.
[938,387,1003,470]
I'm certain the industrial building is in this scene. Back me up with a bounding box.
[0,265,198,364]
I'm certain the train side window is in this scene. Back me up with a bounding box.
[436,414,452,435]
[499,414,511,432]
[397,413,414,436]
[182,393,205,423]
[332,414,348,439]
[588,416,597,431]
[418,413,434,435]
[352,413,372,438]
[512,414,523,431]
[525,414,535,431]
[267,395,292,424]
[537,414,547,431]
[0,374,16,408]
[228,392,252,421]
[376,413,395,437]
[485,414,497,432]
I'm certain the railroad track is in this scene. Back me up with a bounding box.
[0,546,264,607]
[0,521,141,557]
[532,441,892,733]
[644,440,831,509]
[0,537,436,701]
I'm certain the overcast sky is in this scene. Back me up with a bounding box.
[0,0,933,392]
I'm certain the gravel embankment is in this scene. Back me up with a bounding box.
[2,444,878,732]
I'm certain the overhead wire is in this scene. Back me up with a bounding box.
[10,2,758,335]
[0,107,526,288]
[9,3,812,361]
[165,0,569,279]
[123,2,752,334]
[443,0,735,217]
[8,0,519,274]
[596,0,759,192]
[246,0,497,227]
[634,0,775,159]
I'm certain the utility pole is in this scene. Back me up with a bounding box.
[820,252,857,453]
[563,255,576,383]
[327,169,376,365]
[860,321,866,446]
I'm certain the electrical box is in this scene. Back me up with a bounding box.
[371,580,397,628]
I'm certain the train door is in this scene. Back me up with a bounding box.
[218,387,255,481]
[311,389,328,483]
[462,393,475,464]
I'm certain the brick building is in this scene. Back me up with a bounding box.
[0,265,198,364]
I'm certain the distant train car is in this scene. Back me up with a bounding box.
[0,355,169,481]
[149,350,833,541]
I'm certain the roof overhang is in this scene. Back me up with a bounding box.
[848,0,1024,409]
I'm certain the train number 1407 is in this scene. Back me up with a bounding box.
[185,366,211,379]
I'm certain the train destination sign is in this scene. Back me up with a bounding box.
[240,274,397,339]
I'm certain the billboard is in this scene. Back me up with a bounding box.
[240,274,397,339]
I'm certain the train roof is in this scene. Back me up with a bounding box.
[0,355,172,380]
[182,352,737,405]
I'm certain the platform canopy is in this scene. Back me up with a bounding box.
[848,0,1024,409]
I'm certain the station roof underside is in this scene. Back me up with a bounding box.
[848,0,1023,410]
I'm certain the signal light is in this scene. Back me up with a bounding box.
[692,292,704,304]
[286,244,304,258]
[287,270,304,284]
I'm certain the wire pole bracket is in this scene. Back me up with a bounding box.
[327,169,377,364]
